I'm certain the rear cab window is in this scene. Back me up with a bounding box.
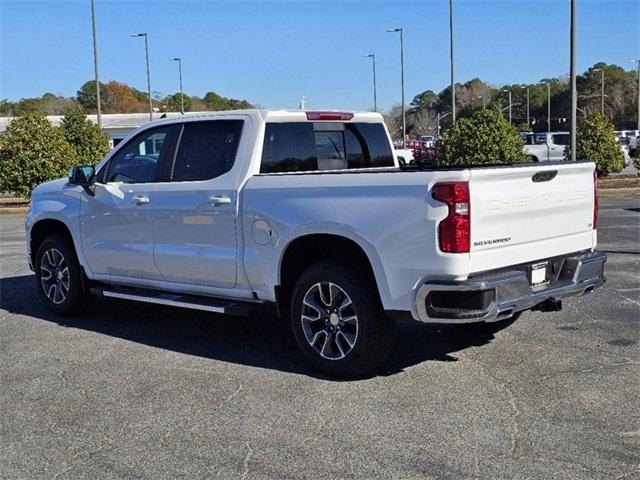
[260,121,394,173]
[551,134,570,146]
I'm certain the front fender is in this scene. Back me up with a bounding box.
[26,185,86,271]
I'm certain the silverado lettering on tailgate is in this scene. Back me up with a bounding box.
[473,237,512,248]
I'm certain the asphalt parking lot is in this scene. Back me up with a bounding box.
[1,196,638,480]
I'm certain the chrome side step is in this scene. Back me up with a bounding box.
[91,286,258,316]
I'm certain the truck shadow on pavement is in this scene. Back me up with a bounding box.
[0,274,513,380]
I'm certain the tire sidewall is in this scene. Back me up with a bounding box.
[35,235,86,314]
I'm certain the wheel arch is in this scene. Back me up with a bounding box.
[276,233,387,320]
[30,219,77,267]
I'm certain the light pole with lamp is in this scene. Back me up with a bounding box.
[387,28,405,147]
[90,0,102,129]
[569,0,577,161]
[545,82,551,133]
[170,57,184,114]
[632,60,640,130]
[526,87,530,129]
[448,0,456,123]
[131,32,153,120]
[363,54,377,112]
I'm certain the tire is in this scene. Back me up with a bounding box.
[34,234,93,315]
[290,261,395,378]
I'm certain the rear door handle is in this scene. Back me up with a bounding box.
[209,195,231,206]
[133,195,150,205]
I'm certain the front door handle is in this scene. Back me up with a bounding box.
[133,195,150,205]
[209,195,231,206]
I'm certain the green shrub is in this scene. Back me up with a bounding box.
[438,109,528,166]
[576,113,624,176]
[0,113,77,198]
[61,109,110,165]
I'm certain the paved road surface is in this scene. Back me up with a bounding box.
[1,196,638,479]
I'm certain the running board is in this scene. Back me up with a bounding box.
[90,286,258,316]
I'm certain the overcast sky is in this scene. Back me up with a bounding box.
[1,0,638,111]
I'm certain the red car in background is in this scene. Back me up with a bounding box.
[403,139,438,164]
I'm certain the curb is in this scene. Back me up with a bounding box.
[598,187,640,196]
[0,207,29,214]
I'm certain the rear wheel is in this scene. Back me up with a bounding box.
[35,234,93,315]
[290,261,395,378]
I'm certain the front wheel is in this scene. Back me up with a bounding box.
[35,234,93,315]
[290,261,395,378]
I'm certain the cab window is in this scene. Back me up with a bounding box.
[104,126,173,183]
[171,120,243,181]
[260,122,394,173]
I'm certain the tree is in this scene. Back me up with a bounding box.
[0,113,77,197]
[102,81,144,113]
[410,90,438,111]
[576,113,624,176]
[77,80,105,113]
[438,110,528,166]
[203,91,226,110]
[165,92,193,112]
[203,91,253,111]
[61,110,110,166]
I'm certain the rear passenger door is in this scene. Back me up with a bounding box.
[152,120,244,289]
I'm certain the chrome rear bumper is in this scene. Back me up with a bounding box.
[415,251,606,324]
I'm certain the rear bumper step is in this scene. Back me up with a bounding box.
[415,251,606,324]
[91,286,259,316]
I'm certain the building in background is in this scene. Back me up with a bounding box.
[0,112,216,148]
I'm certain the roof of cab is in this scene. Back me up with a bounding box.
[134,109,384,129]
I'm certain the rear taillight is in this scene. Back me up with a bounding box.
[305,111,354,121]
[432,182,470,253]
[593,170,598,229]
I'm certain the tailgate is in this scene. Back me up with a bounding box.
[469,161,596,273]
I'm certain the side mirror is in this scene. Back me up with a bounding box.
[68,165,96,195]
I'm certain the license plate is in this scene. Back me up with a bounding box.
[530,262,548,285]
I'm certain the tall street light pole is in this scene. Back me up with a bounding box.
[569,0,577,161]
[593,68,604,115]
[364,54,377,112]
[90,0,101,129]
[449,0,456,123]
[546,82,551,133]
[132,33,153,120]
[526,87,530,129]
[387,28,405,147]
[632,60,640,130]
[171,57,184,114]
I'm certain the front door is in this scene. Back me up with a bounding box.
[152,120,244,289]
[80,125,176,280]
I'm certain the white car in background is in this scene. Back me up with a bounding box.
[420,135,436,148]
[615,130,639,155]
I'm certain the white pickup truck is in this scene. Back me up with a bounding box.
[523,132,570,162]
[26,110,606,377]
